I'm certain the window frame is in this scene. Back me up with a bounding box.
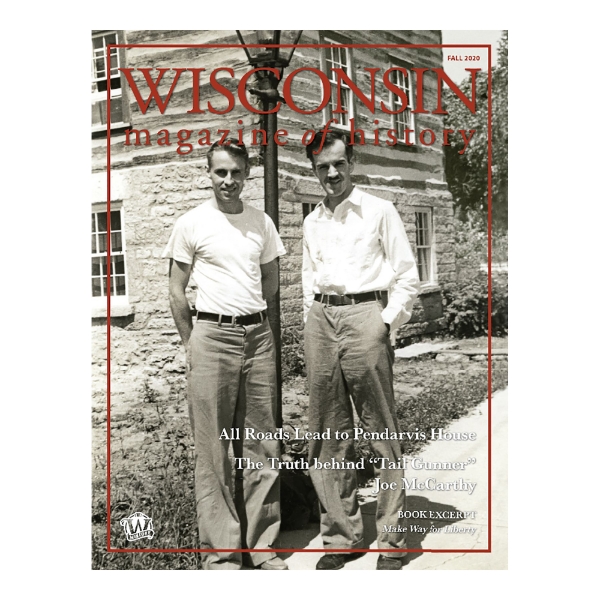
[319,34,354,130]
[414,207,437,285]
[91,203,129,310]
[302,202,318,219]
[387,57,416,145]
[91,30,130,136]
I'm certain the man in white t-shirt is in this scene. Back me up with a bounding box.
[162,140,287,570]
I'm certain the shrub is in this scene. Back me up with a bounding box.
[442,272,508,338]
[454,216,487,281]
[453,216,508,281]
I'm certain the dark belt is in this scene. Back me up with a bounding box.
[314,291,387,306]
[196,310,267,326]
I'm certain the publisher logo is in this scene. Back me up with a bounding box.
[120,512,155,542]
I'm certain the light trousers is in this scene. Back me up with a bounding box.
[187,318,281,569]
[304,300,407,556]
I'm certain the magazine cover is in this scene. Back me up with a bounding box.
[91,29,508,570]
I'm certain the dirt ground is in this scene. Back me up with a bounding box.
[91,335,508,569]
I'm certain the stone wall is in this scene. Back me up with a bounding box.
[92,161,268,413]
[91,29,457,412]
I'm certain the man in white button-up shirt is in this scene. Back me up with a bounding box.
[302,131,420,570]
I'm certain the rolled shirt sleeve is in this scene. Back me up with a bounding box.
[260,214,286,264]
[161,217,194,264]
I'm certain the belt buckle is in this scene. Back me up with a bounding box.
[217,314,236,327]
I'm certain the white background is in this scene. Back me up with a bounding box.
[2,3,592,597]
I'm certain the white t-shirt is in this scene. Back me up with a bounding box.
[162,200,286,316]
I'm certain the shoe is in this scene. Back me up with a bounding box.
[316,552,367,570]
[376,555,403,570]
[259,557,289,570]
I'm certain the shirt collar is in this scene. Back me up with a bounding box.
[316,186,362,213]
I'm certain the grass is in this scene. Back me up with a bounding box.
[92,380,200,570]
[394,355,507,455]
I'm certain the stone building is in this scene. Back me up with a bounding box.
[91,30,456,410]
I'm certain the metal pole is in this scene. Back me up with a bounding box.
[263,102,282,429]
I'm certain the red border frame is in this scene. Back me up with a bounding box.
[104,40,494,556]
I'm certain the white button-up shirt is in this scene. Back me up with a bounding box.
[302,186,420,330]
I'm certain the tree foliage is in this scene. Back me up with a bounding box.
[443,31,508,232]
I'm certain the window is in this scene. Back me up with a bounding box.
[389,63,416,144]
[415,209,435,283]
[91,207,128,302]
[321,38,353,128]
[302,202,318,219]
[91,31,128,133]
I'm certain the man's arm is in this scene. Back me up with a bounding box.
[260,258,279,300]
[168,259,194,346]
[302,234,315,323]
[380,204,421,330]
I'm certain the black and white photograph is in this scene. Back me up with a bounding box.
[90,29,508,570]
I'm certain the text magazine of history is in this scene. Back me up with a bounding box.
[91,29,508,570]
